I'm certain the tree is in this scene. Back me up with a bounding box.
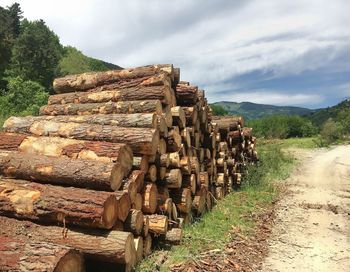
[5,19,63,89]
[211,104,228,116]
[320,118,344,144]
[0,3,22,88]
[0,76,48,118]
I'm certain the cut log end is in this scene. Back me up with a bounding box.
[55,250,85,272]
[103,195,119,229]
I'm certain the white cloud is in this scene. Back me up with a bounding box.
[207,90,324,106]
[1,0,350,107]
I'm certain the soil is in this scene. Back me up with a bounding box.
[261,145,350,272]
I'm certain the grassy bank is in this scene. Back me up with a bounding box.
[137,142,296,271]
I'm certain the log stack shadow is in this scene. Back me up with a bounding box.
[0,64,258,271]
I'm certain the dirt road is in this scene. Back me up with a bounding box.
[261,145,350,272]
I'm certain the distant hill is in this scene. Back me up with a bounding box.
[211,101,313,120]
[305,99,350,127]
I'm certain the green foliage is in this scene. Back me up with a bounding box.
[0,76,48,125]
[210,104,228,116]
[0,3,22,88]
[247,115,317,139]
[136,143,295,271]
[320,118,344,144]
[212,101,313,120]
[57,46,121,76]
[5,19,63,89]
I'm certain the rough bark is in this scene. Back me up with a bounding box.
[0,132,133,174]
[0,151,124,191]
[0,179,118,229]
[165,228,183,245]
[0,236,84,272]
[211,116,245,130]
[165,169,182,189]
[3,118,159,155]
[41,100,163,116]
[0,216,134,264]
[49,85,172,105]
[53,64,174,93]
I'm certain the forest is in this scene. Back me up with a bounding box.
[0,3,119,125]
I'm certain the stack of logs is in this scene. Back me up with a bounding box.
[0,64,257,271]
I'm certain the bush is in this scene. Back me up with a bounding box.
[0,76,48,126]
[210,104,228,116]
[320,118,344,144]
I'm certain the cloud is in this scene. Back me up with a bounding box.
[1,0,350,108]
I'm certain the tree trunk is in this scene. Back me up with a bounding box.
[41,100,163,116]
[0,132,133,174]
[0,151,124,191]
[148,214,168,234]
[0,236,84,272]
[3,118,160,155]
[0,216,134,264]
[170,188,192,214]
[0,179,119,229]
[49,85,172,105]
[124,209,144,236]
[141,183,158,214]
[53,64,174,93]
[165,228,183,245]
[175,85,198,106]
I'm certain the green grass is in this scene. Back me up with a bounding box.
[258,137,319,149]
[136,143,296,271]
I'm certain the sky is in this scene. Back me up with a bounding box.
[2,0,350,109]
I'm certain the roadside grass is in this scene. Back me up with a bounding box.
[136,142,296,272]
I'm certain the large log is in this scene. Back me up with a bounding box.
[148,214,168,235]
[41,100,163,116]
[0,151,124,191]
[53,64,174,93]
[49,85,172,105]
[0,179,119,229]
[0,236,84,272]
[0,133,133,174]
[211,116,245,130]
[0,216,135,264]
[3,118,160,155]
[24,113,161,130]
[176,85,198,106]
[170,188,192,213]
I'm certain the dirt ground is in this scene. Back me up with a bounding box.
[260,145,350,272]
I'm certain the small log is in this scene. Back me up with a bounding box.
[124,209,144,236]
[165,169,182,188]
[0,132,133,174]
[168,152,181,168]
[134,237,144,263]
[0,216,135,264]
[0,179,119,229]
[166,128,182,152]
[170,188,192,213]
[0,236,84,272]
[146,164,157,182]
[142,216,149,237]
[180,156,191,175]
[40,100,163,116]
[126,170,145,193]
[172,203,178,221]
[182,174,197,195]
[181,127,191,147]
[158,138,167,154]
[182,106,198,125]
[4,118,160,155]
[171,106,186,128]
[0,151,124,191]
[132,193,143,211]
[132,156,149,173]
[165,228,183,245]
[148,214,168,234]
[192,187,207,216]
[141,183,158,214]
[143,234,152,257]
[198,172,209,188]
[157,197,173,216]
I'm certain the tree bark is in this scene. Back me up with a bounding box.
[41,100,163,116]
[0,132,133,174]
[3,118,160,155]
[165,228,183,245]
[0,236,84,272]
[49,85,172,105]
[53,64,174,93]
[0,179,119,229]
[0,151,124,191]
[0,216,134,264]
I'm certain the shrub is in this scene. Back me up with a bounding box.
[320,118,344,144]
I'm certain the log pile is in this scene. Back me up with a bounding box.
[0,64,258,271]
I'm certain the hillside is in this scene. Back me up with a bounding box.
[211,101,313,120]
[305,99,350,127]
